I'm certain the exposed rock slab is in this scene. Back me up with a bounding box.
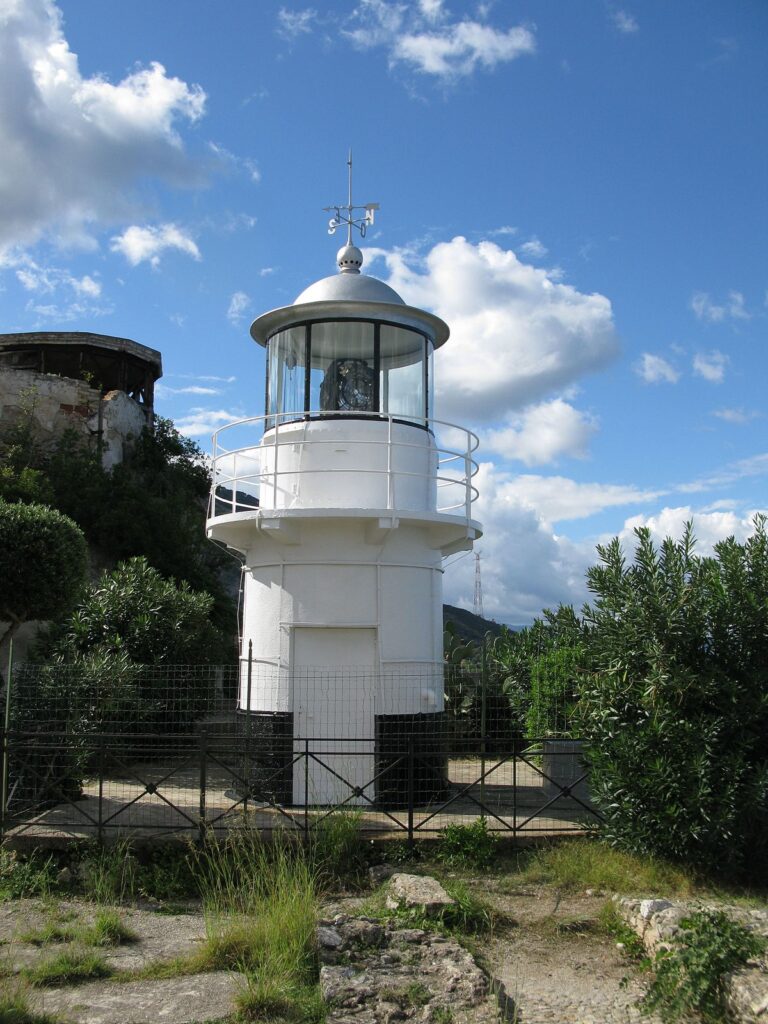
[318,914,500,1023]
[27,971,244,1024]
[0,899,205,974]
[385,873,455,915]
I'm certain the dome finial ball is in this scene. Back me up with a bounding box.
[337,243,363,274]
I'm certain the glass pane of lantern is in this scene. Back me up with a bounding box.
[426,340,434,421]
[380,326,425,422]
[267,327,305,425]
[309,321,375,413]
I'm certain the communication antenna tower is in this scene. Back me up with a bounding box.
[473,551,484,619]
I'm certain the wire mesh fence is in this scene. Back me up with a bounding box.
[0,659,600,843]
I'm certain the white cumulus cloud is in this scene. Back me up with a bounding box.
[612,9,639,33]
[373,236,618,422]
[712,407,760,425]
[693,349,727,383]
[691,289,750,323]
[175,408,243,438]
[481,467,663,525]
[276,7,318,39]
[0,0,206,253]
[227,291,252,325]
[616,507,760,557]
[634,352,680,384]
[519,237,548,259]
[110,223,201,267]
[13,257,102,298]
[345,1,535,79]
[484,398,598,466]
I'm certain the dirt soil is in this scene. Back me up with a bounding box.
[326,878,663,1024]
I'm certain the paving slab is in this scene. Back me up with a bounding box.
[27,971,245,1024]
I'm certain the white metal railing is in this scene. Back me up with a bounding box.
[207,410,480,522]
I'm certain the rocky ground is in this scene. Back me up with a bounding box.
[0,871,764,1023]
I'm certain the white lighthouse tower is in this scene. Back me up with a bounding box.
[206,161,482,807]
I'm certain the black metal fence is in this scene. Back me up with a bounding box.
[0,662,601,843]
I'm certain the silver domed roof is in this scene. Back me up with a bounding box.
[294,272,405,306]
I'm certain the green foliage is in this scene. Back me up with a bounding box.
[579,518,768,877]
[598,901,647,960]
[642,910,765,1022]
[46,557,225,665]
[436,818,498,870]
[0,850,58,901]
[309,810,368,886]
[492,606,582,731]
[79,841,140,904]
[0,499,87,637]
[21,948,113,987]
[0,465,53,505]
[443,622,478,723]
[505,840,695,896]
[190,831,320,1023]
[525,645,583,738]
[0,413,237,638]
[0,983,61,1024]
[20,909,137,948]
[444,624,520,750]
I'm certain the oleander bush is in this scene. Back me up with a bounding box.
[579,517,768,879]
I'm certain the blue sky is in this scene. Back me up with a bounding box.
[1,0,766,623]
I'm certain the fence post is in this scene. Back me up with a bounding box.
[199,729,207,842]
[1,637,14,832]
[243,641,253,819]
[97,734,104,845]
[480,638,487,814]
[512,738,518,839]
[304,738,309,839]
[407,737,415,848]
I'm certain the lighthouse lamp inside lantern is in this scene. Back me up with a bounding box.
[265,320,433,427]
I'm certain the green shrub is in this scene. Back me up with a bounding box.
[642,910,765,1022]
[436,818,498,870]
[309,810,367,886]
[579,519,768,878]
[525,646,582,738]
[0,850,58,900]
[0,499,87,643]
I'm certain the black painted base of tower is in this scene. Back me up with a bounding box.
[236,709,294,806]
[375,712,448,809]
[234,710,447,808]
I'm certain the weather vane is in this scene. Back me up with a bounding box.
[323,151,379,244]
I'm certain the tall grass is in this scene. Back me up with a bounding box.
[189,830,319,1022]
[309,810,367,888]
[505,840,695,896]
[79,840,139,904]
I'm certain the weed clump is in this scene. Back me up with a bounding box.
[642,910,765,1023]
[436,819,498,870]
[0,850,58,901]
[506,840,694,896]
[21,948,113,987]
[0,982,60,1023]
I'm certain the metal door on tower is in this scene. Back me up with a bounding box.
[291,627,376,805]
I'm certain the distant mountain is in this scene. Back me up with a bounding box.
[442,604,505,645]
